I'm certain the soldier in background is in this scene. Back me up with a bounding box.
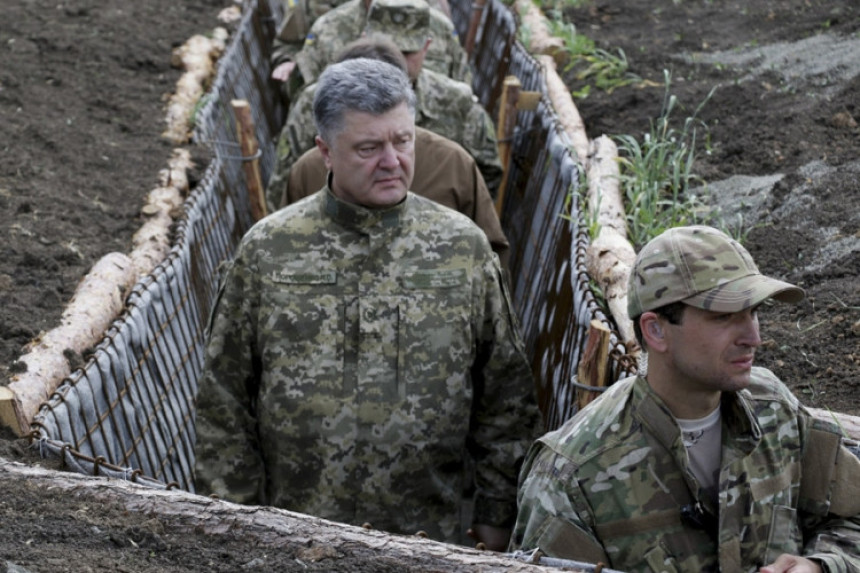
[510,225,860,572]
[194,58,540,551]
[268,6,501,203]
[271,0,468,94]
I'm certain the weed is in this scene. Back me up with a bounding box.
[614,70,718,249]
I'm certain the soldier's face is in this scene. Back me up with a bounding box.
[317,102,415,209]
[660,305,763,399]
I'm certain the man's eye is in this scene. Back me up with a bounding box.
[357,146,377,156]
[395,138,413,150]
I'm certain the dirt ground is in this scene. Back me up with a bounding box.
[0,0,858,571]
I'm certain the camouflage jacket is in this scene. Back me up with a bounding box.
[272,0,453,46]
[510,368,860,572]
[290,0,471,85]
[266,69,502,208]
[194,189,540,545]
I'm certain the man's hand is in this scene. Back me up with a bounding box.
[760,554,823,573]
[467,524,511,552]
[271,61,296,82]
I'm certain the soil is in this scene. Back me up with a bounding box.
[0,0,858,571]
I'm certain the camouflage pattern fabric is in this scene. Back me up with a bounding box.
[272,0,452,49]
[510,368,860,572]
[293,0,471,86]
[194,189,540,545]
[266,69,502,210]
[628,225,804,318]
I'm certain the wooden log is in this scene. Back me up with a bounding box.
[231,100,268,222]
[575,319,612,410]
[513,0,566,67]
[584,136,638,350]
[0,458,576,572]
[539,55,589,164]
[130,148,194,277]
[5,252,138,436]
[162,28,228,145]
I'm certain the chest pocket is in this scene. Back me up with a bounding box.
[392,268,472,400]
[259,270,345,398]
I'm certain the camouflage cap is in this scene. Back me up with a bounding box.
[627,225,804,318]
[364,0,430,53]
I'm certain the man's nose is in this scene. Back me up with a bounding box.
[738,313,762,348]
[378,143,399,168]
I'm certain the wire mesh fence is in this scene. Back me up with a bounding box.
[25,0,636,489]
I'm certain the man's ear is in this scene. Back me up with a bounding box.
[640,312,668,352]
[315,135,333,171]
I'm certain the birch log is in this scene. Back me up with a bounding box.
[0,458,575,572]
[513,0,566,67]
[539,55,589,164]
[130,148,194,276]
[584,136,638,350]
[162,28,228,144]
[5,252,138,435]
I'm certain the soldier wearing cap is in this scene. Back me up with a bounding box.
[271,0,470,91]
[510,225,860,572]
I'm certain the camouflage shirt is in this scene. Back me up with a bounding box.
[267,69,502,208]
[194,189,540,544]
[292,0,471,85]
[510,368,860,572]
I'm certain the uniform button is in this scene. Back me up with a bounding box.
[364,309,375,320]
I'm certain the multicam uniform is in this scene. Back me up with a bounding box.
[267,69,502,207]
[194,189,540,544]
[510,368,860,572]
[291,0,471,85]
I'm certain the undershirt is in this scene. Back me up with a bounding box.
[677,406,722,502]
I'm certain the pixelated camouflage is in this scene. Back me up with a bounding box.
[194,189,540,545]
[627,225,805,319]
[365,0,430,53]
[293,0,471,86]
[510,368,860,571]
[265,69,502,211]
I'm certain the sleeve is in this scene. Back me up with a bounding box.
[798,415,860,571]
[193,252,266,505]
[509,442,611,564]
[469,253,542,528]
[462,104,504,199]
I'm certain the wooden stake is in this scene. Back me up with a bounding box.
[575,319,612,411]
[231,100,268,222]
[464,0,487,56]
[494,76,520,215]
[0,387,25,437]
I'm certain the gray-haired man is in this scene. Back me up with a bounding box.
[195,58,540,550]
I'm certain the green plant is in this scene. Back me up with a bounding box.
[549,20,643,95]
[614,70,717,249]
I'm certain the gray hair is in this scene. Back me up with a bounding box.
[313,58,416,144]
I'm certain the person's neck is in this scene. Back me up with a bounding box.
[645,367,721,420]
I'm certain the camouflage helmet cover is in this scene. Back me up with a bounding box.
[364,0,430,53]
[627,225,804,318]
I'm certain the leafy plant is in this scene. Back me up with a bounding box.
[614,70,717,249]
[549,20,643,95]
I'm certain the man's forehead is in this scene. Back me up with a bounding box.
[340,105,415,138]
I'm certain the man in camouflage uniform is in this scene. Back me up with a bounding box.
[194,58,540,551]
[510,225,860,572]
[267,12,501,207]
[271,0,469,91]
